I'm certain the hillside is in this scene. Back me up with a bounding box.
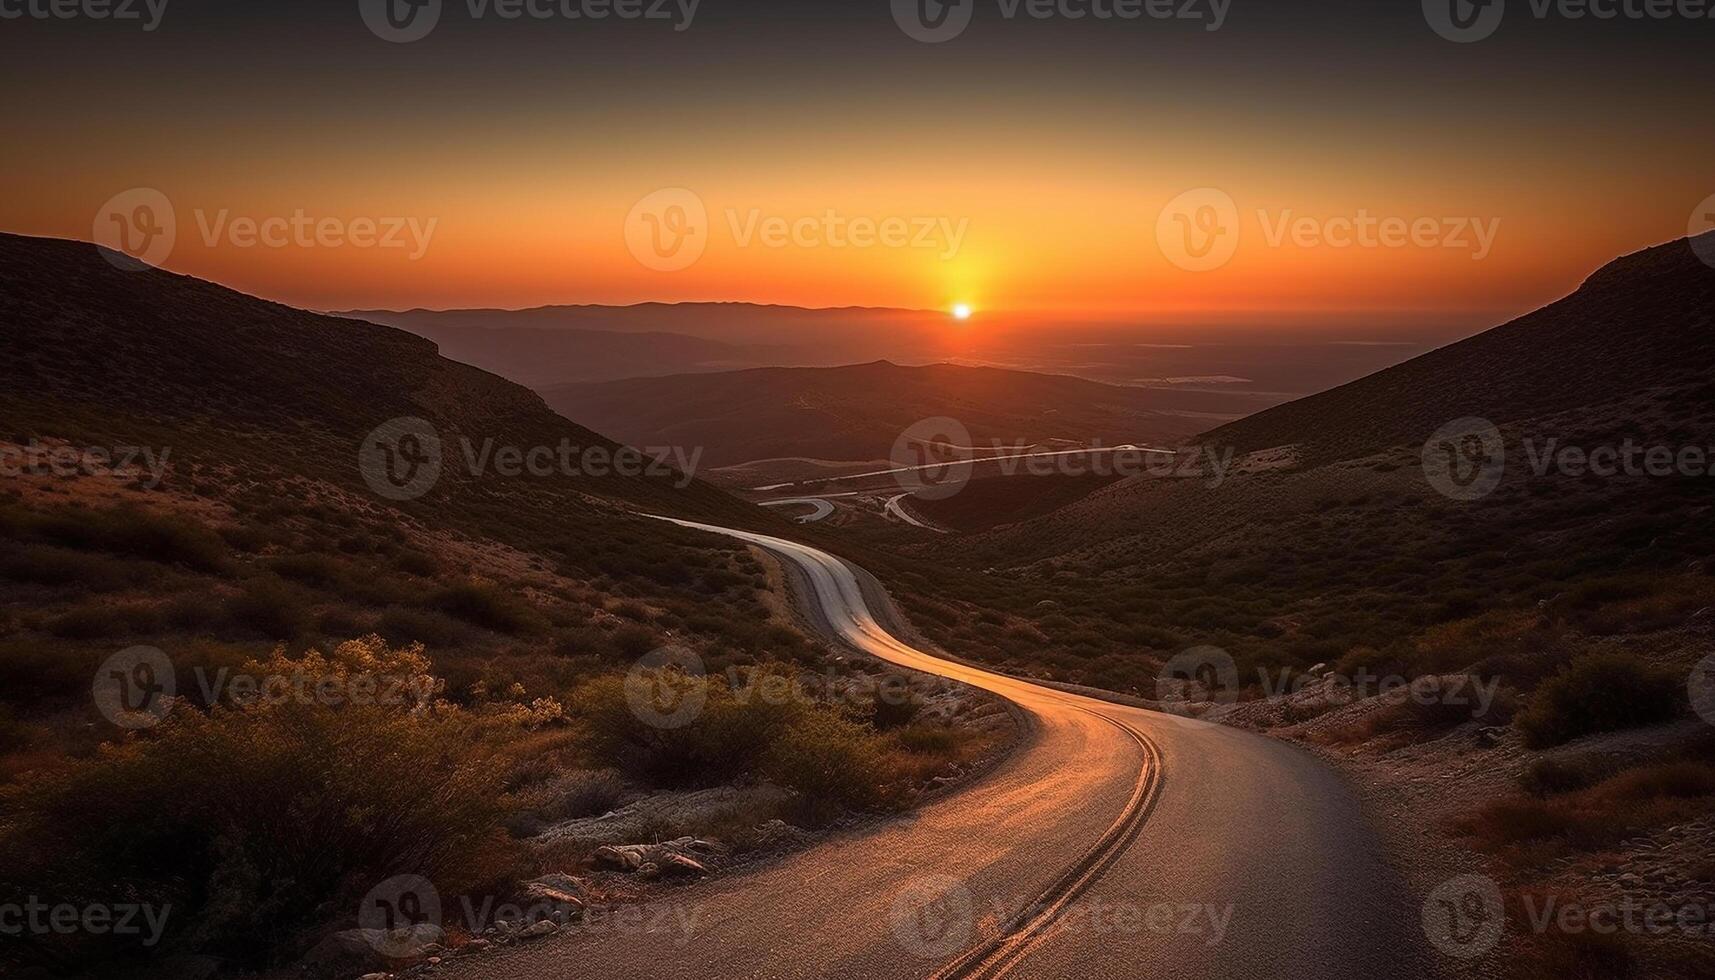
[1197,234,1715,464]
[0,235,1009,974]
[864,233,1715,694]
[0,235,763,525]
[541,360,1246,471]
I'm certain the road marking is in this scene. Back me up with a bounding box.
[930,714,1164,980]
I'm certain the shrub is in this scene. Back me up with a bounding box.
[377,606,473,648]
[1587,761,1715,803]
[1519,757,1606,798]
[0,638,516,970]
[224,576,311,640]
[611,625,658,660]
[0,545,144,591]
[1456,759,1715,857]
[869,689,923,731]
[0,638,99,706]
[574,665,912,822]
[393,549,441,577]
[266,553,353,591]
[894,724,960,755]
[764,710,901,825]
[550,769,631,821]
[575,669,799,787]
[1514,652,1683,748]
[29,506,229,573]
[429,582,548,636]
[47,602,164,640]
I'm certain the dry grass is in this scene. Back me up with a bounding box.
[1453,757,1715,864]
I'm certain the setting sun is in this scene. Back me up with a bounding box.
[952,303,973,320]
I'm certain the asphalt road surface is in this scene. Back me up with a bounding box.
[438,519,1433,980]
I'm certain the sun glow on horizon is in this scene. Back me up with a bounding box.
[952,303,973,320]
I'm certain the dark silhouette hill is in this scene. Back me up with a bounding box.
[0,233,757,528]
[1199,234,1715,464]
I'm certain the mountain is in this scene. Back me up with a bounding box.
[338,303,953,383]
[541,360,1250,472]
[1197,234,1715,465]
[865,234,1715,693]
[0,234,760,528]
[0,232,792,721]
[330,316,770,387]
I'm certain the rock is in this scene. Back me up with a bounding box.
[595,841,715,877]
[519,920,559,940]
[1475,726,1507,748]
[524,874,588,913]
[657,851,710,878]
[593,844,650,871]
[302,925,444,975]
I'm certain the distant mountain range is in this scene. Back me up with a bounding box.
[337,303,952,385]
[541,360,1254,471]
[338,304,1453,402]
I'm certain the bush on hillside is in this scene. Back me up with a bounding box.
[1514,652,1683,748]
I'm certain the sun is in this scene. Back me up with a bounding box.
[952,303,973,321]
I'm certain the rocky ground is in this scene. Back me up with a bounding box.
[1213,649,1715,979]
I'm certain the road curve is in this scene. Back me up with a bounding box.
[439,520,1432,980]
[884,493,946,533]
[758,497,837,523]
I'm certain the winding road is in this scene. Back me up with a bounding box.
[440,520,1432,980]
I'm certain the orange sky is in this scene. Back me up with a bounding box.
[2,2,1711,326]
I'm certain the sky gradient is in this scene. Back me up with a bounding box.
[2,0,1711,328]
